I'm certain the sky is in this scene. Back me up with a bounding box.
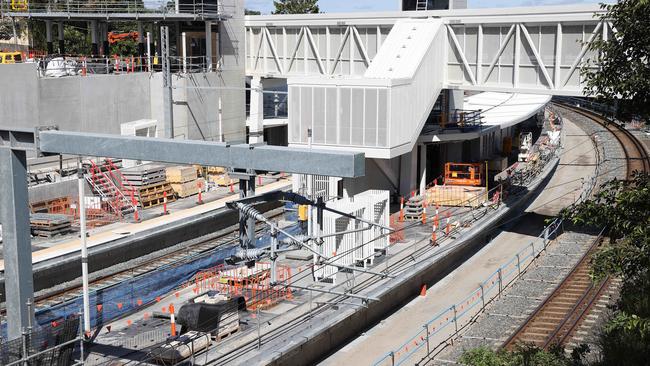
[245,0,607,14]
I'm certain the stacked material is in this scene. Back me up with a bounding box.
[121,164,167,187]
[426,186,487,208]
[122,165,175,208]
[404,195,425,221]
[30,213,72,237]
[166,166,201,198]
[207,173,233,187]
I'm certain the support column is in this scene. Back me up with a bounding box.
[77,160,90,334]
[249,76,264,144]
[0,148,34,340]
[419,144,427,195]
[45,20,53,54]
[90,20,98,56]
[102,23,110,57]
[57,22,65,54]
[247,175,256,248]
[205,21,212,71]
[137,22,144,60]
[399,147,418,198]
[161,26,174,139]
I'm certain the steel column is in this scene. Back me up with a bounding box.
[249,76,264,144]
[78,160,91,334]
[205,21,212,71]
[58,22,65,54]
[161,26,174,139]
[0,148,34,340]
[90,20,98,56]
[46,20,53,54]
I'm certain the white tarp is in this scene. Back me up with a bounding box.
[44,57,78,78]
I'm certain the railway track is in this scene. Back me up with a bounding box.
[502,234,608,349]
[502,103,650,351]
[22,209,284,314]
[556,103,650,179]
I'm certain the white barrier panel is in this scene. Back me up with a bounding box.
[314,189,389,283]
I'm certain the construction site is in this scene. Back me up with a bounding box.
[0,0,649,365]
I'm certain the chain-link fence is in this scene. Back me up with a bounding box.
[0,316,82,366]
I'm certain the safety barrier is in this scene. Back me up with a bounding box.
[372,109,604,366]
[0,316,83,365]
[2,0,224,16]
[25,55,214,78]
[181,262,294,311]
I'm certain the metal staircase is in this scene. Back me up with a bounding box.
[415,0,428,11]
[86,160,137,217]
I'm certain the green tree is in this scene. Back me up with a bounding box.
[245,9,261,15]
[562,173,650,365]
[581,0,650,121]
[273,0,319,14]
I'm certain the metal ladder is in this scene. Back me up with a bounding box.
[415,0,428,11]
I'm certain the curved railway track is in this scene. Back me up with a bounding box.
[557,103,650,179]
[503,103,650,351]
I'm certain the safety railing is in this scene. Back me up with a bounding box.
[29,55,215,78]
[2,0,222,17]
[373,109,604,366]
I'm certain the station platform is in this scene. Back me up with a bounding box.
[0,177,291,272]
[322,117,596,365]
[82,122,563,365]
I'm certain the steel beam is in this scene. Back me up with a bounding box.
[38,130,365,177]
[0,148,34,340]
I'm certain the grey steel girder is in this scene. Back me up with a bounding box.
[37,130,365,178]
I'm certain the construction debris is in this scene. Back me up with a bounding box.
[403,195,425,221]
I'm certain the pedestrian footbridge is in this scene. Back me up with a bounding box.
[245,5,607,157]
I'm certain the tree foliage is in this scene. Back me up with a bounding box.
[245,9,261,15]
[562,173,650,365]
[562,173,650,282]
[581,0,650,121]
[459,344,588,366]
[273,0,319,14]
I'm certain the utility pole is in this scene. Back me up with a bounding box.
[78,159,91,335]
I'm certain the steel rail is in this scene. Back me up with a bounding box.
[501,230,605,349]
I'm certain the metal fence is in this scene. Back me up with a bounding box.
[0,316,83,366]
[31,55,215,77]
[2,0,222,16]
[372,108,604,366]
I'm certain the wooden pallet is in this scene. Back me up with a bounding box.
[136,182,174,197]
[140,195,177,209]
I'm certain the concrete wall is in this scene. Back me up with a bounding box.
[0,63,246,143]
[38,73,151,134]
[0,63,39,127]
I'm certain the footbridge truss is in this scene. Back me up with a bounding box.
[245,5,607,95]
[245,5,609,158]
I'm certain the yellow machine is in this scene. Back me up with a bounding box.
[444,163,484,187]
[0,52,23,64]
